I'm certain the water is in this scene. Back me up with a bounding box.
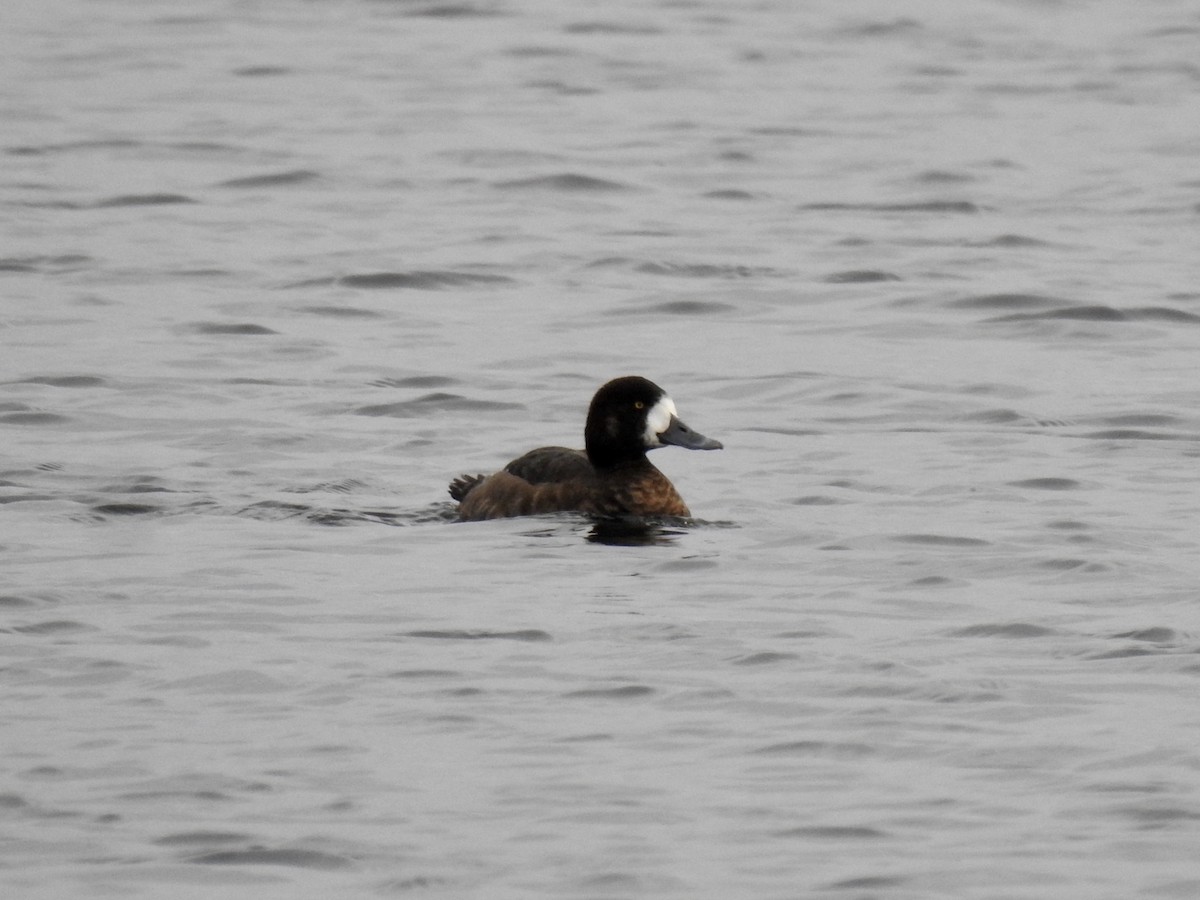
[4,0,1200,897]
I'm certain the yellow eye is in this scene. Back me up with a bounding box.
[634,401,644,410]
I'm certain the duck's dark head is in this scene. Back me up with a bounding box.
[584,375,722,469]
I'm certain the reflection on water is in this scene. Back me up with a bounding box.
[510,515,729,546]
[511,515,685,546]
[586,517,687,546]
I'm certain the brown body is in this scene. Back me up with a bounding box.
[452,448,690,521]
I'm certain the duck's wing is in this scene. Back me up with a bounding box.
[456,471,597,521]
[503,446,592,485]
[450,447,595,520]
[448,447,586,502]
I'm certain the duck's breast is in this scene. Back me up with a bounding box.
[598,466,690,518]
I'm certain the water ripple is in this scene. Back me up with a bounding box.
[495,173,632,192]
[188,847,354,870]
[337,271,514,289]
[402,629,552,642]
[93,193,197,207]
[354,393,523,417]
[217,169,320,188]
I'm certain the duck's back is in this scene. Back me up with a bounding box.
[503,446,592,484]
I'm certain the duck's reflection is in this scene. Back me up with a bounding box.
[585,518,686,546]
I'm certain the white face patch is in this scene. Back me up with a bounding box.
[642,396,677,447]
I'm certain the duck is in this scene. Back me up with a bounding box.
[449,376,722,521]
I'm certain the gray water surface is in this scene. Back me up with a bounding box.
[4,1,1200,897]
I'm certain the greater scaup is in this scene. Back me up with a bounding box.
[449,376,722,521]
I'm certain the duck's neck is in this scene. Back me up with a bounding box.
[587,447,652,472]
